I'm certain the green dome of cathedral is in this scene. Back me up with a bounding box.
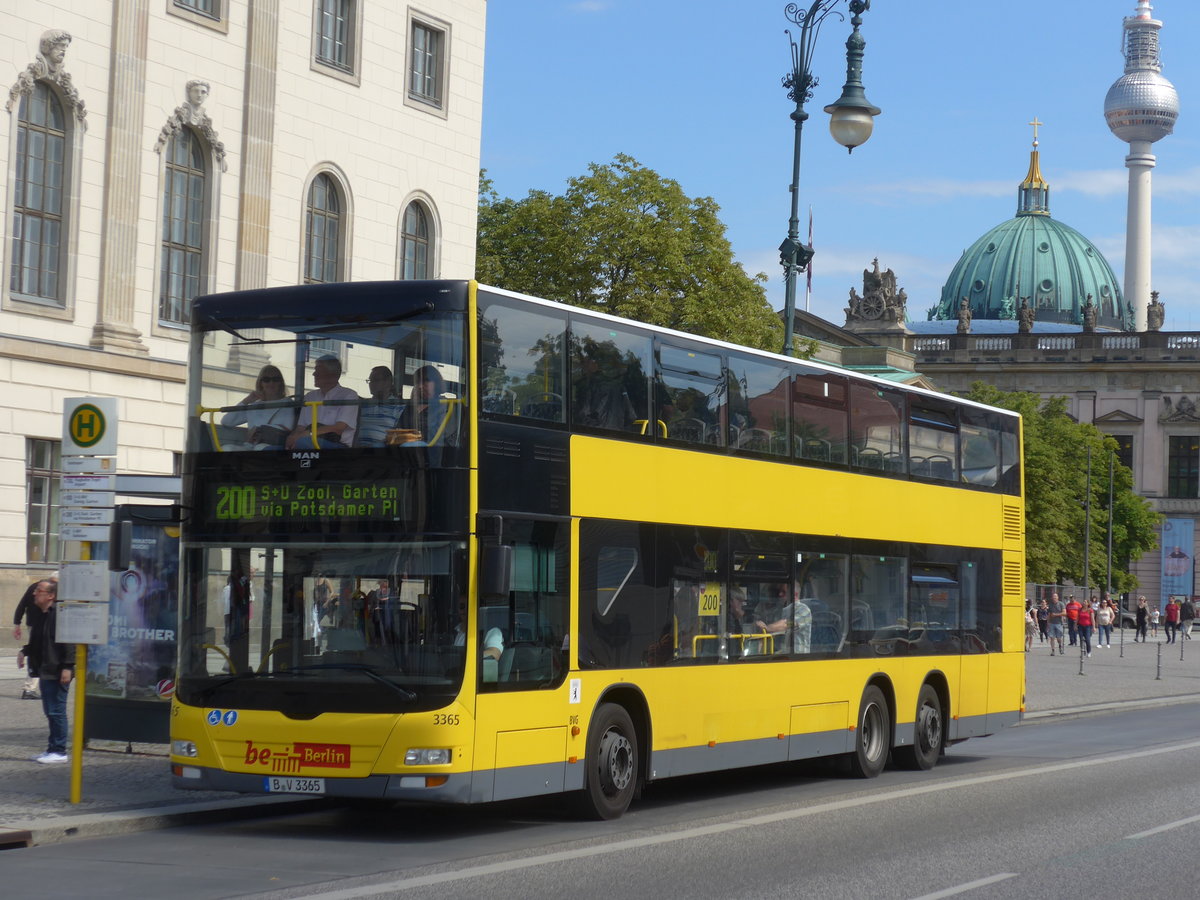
[933,142,1131,330]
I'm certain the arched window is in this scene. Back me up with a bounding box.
[159,127,207,325]
[305,173,342,283]
[401,201,430,279]
[10,83,66,303]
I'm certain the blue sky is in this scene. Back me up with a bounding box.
[480,1,1200,330]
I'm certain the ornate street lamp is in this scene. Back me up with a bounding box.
[780,0,880,355]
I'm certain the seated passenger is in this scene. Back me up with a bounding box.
[394,365,449,444]
[725,587,770,657]
[286,355,358,449]
[356,366,404,447]
[220,365,296,450]
[758,584,812,655]
[451,597,504,660]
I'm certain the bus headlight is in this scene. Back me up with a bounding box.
[172,740,198,758]
[405,748,451,766]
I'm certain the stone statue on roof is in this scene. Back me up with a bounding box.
[844,258,909,333]
[1147,291,1165,332]
[956,298,972,334]
[1082,294,1097,333]
[1017,298,1035,334]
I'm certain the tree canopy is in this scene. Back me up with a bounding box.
[965,383,1160,591]
[477,155,788,352]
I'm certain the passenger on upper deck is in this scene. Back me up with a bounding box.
[285,355,358,449]
[221,364,296,450]
[395,365,448,444]
[356,366,404,447]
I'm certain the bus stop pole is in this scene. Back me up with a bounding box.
[70,643,87,804]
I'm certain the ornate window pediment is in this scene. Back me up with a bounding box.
[1161,396,1200,424]
[6,29,87,131]
[154,80,227,173]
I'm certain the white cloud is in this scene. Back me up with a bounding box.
[1055,169,1127,197]
[1151,224,1200,267]
[849,166,1200,205]
[851,178,1012,204]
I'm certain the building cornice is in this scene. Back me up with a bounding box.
[0,335,184,381]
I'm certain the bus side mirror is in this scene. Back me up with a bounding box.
[480,545,512,600]
[109,520,133,572]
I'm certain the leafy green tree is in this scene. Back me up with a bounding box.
[965,383,1159,591]
[477,155,792,352]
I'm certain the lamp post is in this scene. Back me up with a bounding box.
[780,0,880,356]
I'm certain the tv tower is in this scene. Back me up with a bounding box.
[1104,1,1179,332]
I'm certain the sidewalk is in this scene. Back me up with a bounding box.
[1,633,1198,847]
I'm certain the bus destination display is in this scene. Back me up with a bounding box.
[209,481,409,524]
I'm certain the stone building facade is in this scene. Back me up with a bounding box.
[0,2,486,616]
[903,330,1200,600]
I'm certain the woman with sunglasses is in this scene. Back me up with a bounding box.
[221,365,296,450]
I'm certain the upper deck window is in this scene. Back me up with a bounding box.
[479,297,567,423]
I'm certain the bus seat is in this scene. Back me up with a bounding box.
[497,645,552,682]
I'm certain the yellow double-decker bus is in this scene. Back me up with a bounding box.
[170,280,1024,819]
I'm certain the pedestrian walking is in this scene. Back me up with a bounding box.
[1036,599,1049,643]
[1077,600,1094,657]
[1163,598,1181,644]
[1150,605,1160,637]
[1065,594,1081,646]
[16,579,74,764]
[1096,599,1114,648]
[1048,592,1066,655]
[1024,601,1036,652]
[1135,596,1149,642]
[1181,596,1196,640]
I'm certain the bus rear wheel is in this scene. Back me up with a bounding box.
[579,702,638,820]
[894,684,943,771]
[848,685,890,778]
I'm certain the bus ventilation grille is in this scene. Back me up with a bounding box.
[1002,560,1023,597]
[1002,503,1023,542]
[485,438,521,458]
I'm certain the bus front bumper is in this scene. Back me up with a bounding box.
[171,765,474,804]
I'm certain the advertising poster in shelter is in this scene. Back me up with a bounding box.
[1160,518,1194,611]
[85,514,179,741]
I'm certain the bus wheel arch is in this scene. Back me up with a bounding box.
[894,674,948,771]
[848,677,893,778]
[577,686,649,820]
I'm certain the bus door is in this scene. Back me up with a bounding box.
[474,518,570,800]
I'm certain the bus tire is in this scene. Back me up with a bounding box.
[893,683,942,771]
[579,702,638,820]
[848,685,890,778]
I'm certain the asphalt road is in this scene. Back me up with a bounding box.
[3,701,1198,899]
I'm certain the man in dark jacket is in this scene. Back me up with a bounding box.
[17,580,75,764]
[12,573,54,699]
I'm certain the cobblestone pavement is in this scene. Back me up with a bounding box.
[1,631,1197,845]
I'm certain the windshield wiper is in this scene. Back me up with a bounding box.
[285,663,417,702]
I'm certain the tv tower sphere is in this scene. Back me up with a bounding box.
[1105,1,1178,143]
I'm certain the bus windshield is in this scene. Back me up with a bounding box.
[177,282,471,713]
[176,540,468,714]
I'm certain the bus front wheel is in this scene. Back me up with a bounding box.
[893,683,943,771]
[848,685,890,778]
[579,702,638,820]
